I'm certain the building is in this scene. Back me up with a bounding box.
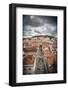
[23,35,57,75]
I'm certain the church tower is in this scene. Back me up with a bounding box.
[35,45,49,74]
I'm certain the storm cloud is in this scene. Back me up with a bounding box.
[23,15,57,37]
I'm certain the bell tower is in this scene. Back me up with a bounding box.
[35,45,49,74]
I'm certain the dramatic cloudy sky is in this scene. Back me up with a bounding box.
[23,15,57,38]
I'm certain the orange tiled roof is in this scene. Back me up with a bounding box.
[23,55,34,65]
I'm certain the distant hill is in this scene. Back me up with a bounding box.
[23,35,57,40]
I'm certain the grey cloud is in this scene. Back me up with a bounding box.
[23,15,57,37]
